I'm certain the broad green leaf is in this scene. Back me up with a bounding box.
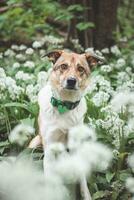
[106,171,115,183]
[93,190,109,200]
[76,22,95,31]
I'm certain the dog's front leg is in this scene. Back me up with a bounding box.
[80,176,92,200]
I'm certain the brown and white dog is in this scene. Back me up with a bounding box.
[29,50,103,200]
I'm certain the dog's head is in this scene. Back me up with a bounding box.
[45,50,104,101]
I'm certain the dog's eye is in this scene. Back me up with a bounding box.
[77,66,85,73]
[60,64,68,70]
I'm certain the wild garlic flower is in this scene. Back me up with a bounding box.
[9,124,35,146]
[111,45,121,56]
[19,44,27,51]
[37,71,48,89]
[6,76,24,100]
[0,68,6,78]
[12,62,21,69]
[111,91,134,113]
[11,44,19,51]
[39,49,46,56]
[128,154,134,170]
[24,61,35,69]
[15,71,34,81]
[4,49,15,57]
[101,48,109,54]
[16,53,26,61]
[100,65,112,73]
[126,154,134,198]
[45,125,112,184]
[25,48,34,55]
[26,84,38,103]
[68,125,96,150]
[0,52,3,59]
[116,81,134,93]
[32,41,42,48]
[43,35,64,45]
[92,91,110,107]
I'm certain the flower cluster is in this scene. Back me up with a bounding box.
[2,125,112,200]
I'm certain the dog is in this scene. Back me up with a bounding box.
[29,50,103,200]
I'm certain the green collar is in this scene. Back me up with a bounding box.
[50,96,80,114]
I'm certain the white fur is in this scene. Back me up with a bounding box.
[38,83,87,147]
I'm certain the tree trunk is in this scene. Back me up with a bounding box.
[92,0,119,49]
[67,0,119,49]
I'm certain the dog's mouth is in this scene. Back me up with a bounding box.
[64,86,78,90]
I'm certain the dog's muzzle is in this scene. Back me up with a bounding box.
[66,77,77,90]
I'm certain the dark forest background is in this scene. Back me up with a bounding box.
[0,0,134,50]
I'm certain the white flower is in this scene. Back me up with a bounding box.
[19,44,27,51]
[0,68,6,78]
[92,91,110,107]
[5,76,24,100]
[39,49,46,56]
[95,50,103,57]
[0,78,6,91]
[111,45,121,56]
[116,80,134,92]
[42,35,64,45]
[4,49,15,57]
[12,62,20,69]
[32,41,42,48]
[16,53,26,61]
[11,44,19,51]
[37,71,48,89]
[52,142,112,183]
[9,124,34,146]
[101,48,109,54]
[128,154,134,169]
[85,47,94,54]
[25,48,34,55]
[26,84,38,103]
[115,58,126,69]
[111,92,134,113]
[68,125,96,150]
[101,65,112,73]
[126,177,134,193]
[45,143,66,162]
[15,71,34,81]
[117,72,130,85]
[0,53,3,59]
[126,67,132,74]
[24,61,35,68]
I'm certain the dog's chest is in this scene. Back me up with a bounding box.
[38,84,87,143]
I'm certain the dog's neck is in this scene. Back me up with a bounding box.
[50,96,80,114]
[51,87,83,103]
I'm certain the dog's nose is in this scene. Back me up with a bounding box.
[67,77,76,88]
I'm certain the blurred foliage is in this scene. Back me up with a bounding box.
[0,0,62,42]
[0,0,133,46]
[117,0,134,40]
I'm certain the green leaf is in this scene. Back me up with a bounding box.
[0,141,10,147]
[119,171,131,182]
[20,118,35,127]
[68,4,84,12]
[106,171,115,183]
[76,22,95,31]
[2,102,29,112]
[93,190,108,200]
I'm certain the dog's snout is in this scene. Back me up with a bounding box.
[67,77,76,88]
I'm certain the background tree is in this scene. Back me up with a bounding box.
[64,0,119,49]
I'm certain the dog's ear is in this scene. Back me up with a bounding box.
[42,50,63,64]
[84,52,105,69]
